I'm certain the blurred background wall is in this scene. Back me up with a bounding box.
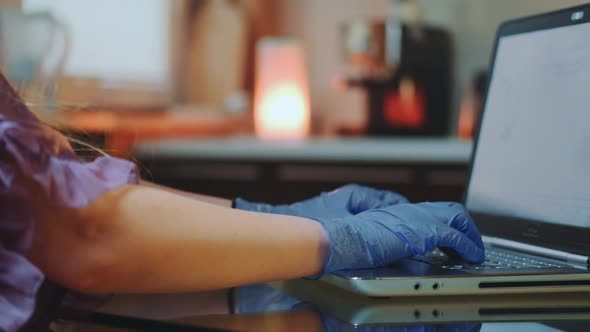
[2,0,586,134]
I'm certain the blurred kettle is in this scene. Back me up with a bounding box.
[0,8,69,106]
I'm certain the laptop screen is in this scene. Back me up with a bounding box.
[465,21,590,229]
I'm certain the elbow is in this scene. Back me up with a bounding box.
[30,204,123,294]
[28,185,142,293]
[40,233,119,294]
[54,251,117,294]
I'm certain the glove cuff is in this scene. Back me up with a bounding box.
[233,197,260,211]
[303,217,336,280]
[232,197,248,210]
[233,197,277,214]
[310,218,380,275]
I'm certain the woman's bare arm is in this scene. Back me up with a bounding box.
[28,185,329,294]
[139,180,232,207]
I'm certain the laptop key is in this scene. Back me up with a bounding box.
[423,248,574,272]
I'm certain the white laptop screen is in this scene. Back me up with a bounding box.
[466,22,590,228]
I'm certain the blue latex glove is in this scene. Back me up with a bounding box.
[316,202,485,273]
[234,184,409,219]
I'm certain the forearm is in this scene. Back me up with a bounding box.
[139,180,232,207]
[30,185,329,294]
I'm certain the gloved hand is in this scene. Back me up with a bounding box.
[234,184,409,220]
[315,202,485,274]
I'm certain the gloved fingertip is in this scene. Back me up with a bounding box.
[449,245,485,264]
[469,247,486,264]
[462,242,486,263]
[439,230,486,263]
[450,212,485,250]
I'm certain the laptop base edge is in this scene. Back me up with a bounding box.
[322,272,590,297]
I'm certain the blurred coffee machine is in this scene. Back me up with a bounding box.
[342,0,452,136]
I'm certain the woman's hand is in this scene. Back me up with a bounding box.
[234,184,409,219]
[314,202,485,274]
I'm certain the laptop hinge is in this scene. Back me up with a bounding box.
[483,236,590,265]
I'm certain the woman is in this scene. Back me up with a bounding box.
[0,73,484,331]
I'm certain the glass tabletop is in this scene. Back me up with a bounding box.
[52,279,590,331]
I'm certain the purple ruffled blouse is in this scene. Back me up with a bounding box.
[0,74,139,331]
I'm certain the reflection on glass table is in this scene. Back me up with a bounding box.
[275,279,590,326]
[54,280,590,331]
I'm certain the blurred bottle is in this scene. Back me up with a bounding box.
[458,71,488,140]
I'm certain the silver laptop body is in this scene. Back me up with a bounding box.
[322,4,590,297]
[277,279,590,326]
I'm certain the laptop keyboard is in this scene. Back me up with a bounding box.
[420,248,570,271]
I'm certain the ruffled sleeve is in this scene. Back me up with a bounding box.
[0,73,139,331]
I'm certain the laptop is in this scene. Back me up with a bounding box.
[322,4,590,297]
[278,279,590,326]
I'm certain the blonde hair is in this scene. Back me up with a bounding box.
[16,81,138,164]
[24,100,111,160]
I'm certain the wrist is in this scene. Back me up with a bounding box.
[303,218,331,279]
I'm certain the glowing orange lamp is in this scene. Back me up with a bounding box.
[254,38,311,140]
